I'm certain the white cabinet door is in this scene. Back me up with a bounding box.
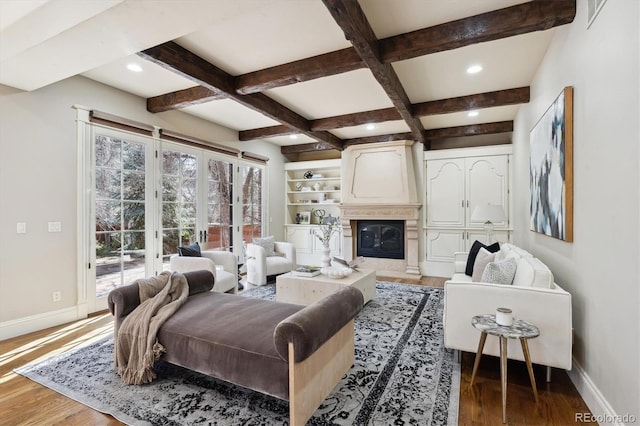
[426,158,465,228]
[426,229,465,262]
[465,155,509,228]
[285,226,313,254]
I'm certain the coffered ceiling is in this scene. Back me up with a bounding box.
[0,0,575,156]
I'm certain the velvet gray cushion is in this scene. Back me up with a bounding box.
[158,292,302,400]
[183,269,214,296]
[274,286,364,362]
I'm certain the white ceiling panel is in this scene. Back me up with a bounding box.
[361,0,530,38]
[183,99,280,131]
[330,120,410,139]
[177,0,351,75]
[264,69,393,120]
[420,105,521,130]
[82,54,194,98]
[394,30,555,103]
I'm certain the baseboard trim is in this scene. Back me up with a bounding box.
[568,356,625,426]
[0,305,87,341]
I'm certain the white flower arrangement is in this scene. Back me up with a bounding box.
[314,211,341,248]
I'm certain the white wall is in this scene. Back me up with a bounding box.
[512,1,639,422]
[0,75,285,331]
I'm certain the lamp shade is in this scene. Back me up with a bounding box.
[471,204,506,223]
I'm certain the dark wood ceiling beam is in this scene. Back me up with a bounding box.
[380,1,576,63]
[426,121,513,140]
[413,87,530,116]
[147,86,224,113]
[239,125,294,141]
[138,42,343,151]
[343,132,413,148]
[322,0,426,144]
[280,142,341,155]
[312,107,400,131]
[236,48,363,95]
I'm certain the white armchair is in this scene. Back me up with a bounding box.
[245,241,296,286]
[170,249,238,293]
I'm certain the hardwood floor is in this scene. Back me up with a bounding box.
[1,277,590,425]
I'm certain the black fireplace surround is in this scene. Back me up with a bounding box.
[356,220,405,260]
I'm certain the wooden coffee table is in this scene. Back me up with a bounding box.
[276,268,376,305]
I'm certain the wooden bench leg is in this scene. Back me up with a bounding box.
[289,320,355,426]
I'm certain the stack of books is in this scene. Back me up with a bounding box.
[292,266,321,277]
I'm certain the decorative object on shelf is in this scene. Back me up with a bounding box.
[312,181,322,191]
[318,192,327,202]
[471,204,506,244]
[320,266,352,279]
[295,213,301,224]
[313,210,341,267]
[298,211,310,225]
[295,182,303,191]
[301,186,312,192]
[530,86,573,242]
[303,170,314,179]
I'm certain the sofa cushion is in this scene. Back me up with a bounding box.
[481,257,517,285]
[512,256,554,288]
[178,242,201,257]
[512,257,534,286]
[158,292,302,400]
[266,256,294,275]
[452,273,472,282]
[253,236,276,257]
[472,248,496,282]
[465,240,500,276]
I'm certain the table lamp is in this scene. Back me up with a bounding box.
[471,204,506,243]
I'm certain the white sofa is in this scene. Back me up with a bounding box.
[444,243,572,371]
[245,241,296,286]
[170,250,238,293]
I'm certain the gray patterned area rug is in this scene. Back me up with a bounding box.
[16,281,460,425]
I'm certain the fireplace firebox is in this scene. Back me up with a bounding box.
[356,220,405,260]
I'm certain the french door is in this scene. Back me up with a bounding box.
[160,143,238,267]
[84,129,265,313]
[90,128,156,311]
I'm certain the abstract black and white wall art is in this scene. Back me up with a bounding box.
[530,86,573,242]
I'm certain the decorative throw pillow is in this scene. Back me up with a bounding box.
[481,257,517,285]
[465,240,500,276]
[472,248,496,282]
[177,242,201,257]
[253,236,276,257]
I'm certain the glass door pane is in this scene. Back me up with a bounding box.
[94,134,148,298]
[206,158,234,250]
[241,164,263,243]
[161,149,199,267]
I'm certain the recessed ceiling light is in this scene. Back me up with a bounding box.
[127,63,143,73]
[466,65,483,74]
[366,124,376,131]
[468,111,479,117]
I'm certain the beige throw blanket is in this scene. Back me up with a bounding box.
[115,271,189,385]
